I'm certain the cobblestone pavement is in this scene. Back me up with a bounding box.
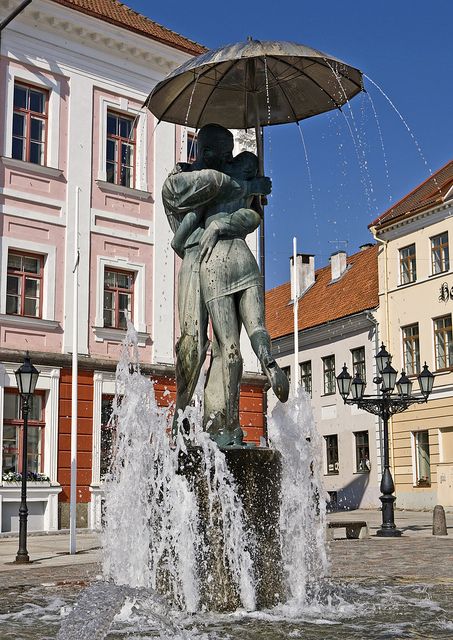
[0,509,452,588]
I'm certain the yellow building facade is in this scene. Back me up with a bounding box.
[370,160,453,509]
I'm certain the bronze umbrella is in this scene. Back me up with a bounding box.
[146,37,363,273]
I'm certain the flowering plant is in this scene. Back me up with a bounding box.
[2,471,50,482]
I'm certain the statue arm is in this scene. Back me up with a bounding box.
[162,168,249,217]
[207,207,261,239]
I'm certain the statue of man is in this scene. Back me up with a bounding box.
[163,123,289,447]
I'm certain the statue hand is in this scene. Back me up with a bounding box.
[200,222,221,262]
[247,176,272,196]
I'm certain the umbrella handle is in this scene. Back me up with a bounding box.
[254,125,268,206]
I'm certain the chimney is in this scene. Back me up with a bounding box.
[330,250,347,281]
[290,253,315,299]
[359,243,374,251]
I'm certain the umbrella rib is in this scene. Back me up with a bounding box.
[194,59,240,129]
[263,59,300,123]
[266,55,344,109]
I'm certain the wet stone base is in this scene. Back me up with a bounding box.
[177,446,283,612]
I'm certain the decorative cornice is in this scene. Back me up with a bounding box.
[0,0,190,75]
[0,314,61,331]
[271,310,377,359]
[0,156,64,178]
[372,201,453,241]
[92,325,150,347]
[95,179,152,201]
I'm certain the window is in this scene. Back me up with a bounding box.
[354,431,370,472]
[414,430,430,486]
[100,395,116,477]
[324,434,339,474]
[431,232,449,275]
[2,390,45,475]
[434,315,453,370]
[103,269,134,330]
[402,324,420,375]
[399,244,416,284]
[187,131,198,163]
[322,355,336,395]
[300,361,312,396]
[351,347,366,380]
[6,251,43,317]
[106,111,135,187]
[12,82,48,165]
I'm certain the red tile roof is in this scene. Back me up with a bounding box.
[265,244,379,340]
[51,0,207,56]
[370,159,453,231]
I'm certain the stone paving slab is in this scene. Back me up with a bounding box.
[0,509,451,590]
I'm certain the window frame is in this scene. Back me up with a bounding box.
[354,430,370,473]
[12,81,49,166]
[413,430,431,487]
[322,355,336,395]
[324,434,339,475]
[2,389,46,476]
[434,314,453,371]
[105,109,136,189]
[186,131,198,163]
[431,232,449,275]
[399,243,417,285]
[351,346,366,380]
[103,267,135,330]
[300,360,312,396]
[402,323,420,376]
[6,250,44,319]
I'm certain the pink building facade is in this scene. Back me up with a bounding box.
[0,0,265,533]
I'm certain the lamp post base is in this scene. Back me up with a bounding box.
[14,553,30,564]
[376,527,402,537]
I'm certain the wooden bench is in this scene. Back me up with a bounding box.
[327,520,369,540]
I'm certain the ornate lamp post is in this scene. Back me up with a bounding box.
[14,352,40,563]
[336,344,434,537]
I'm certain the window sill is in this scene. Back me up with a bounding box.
[324,472,339,476]
[1,156,64,178]
[95,179,152,201]
[413,483,431,489]
[354,470,370,474]
[92,326,150,347]
[0,314,60,331]
[322,392,336,397]
[397,280,417,288]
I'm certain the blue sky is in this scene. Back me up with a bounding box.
[128,0,452,289]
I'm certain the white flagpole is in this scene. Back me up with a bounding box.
[292,237,299,397]
[69,186,80,554]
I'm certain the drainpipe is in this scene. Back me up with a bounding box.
[366,310,384,479]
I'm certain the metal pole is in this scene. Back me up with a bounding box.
[292,237,299,397]
[376,405,401,537]
[69,186,80,554]
[15,396,30,563]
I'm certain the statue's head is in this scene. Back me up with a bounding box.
[197,123,234,171]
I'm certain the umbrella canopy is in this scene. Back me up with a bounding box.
[146,38,363,130]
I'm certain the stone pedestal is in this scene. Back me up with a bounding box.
[178,447,283,611]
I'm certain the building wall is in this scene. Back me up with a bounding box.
[270,316,381,509]
[374,199,453,509]
[0,0,265,531]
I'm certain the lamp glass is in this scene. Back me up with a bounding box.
[381,363,397,392]
[15,353,40,397]
[336,364,352,400]
[418,363,434,398]
[375,343,391,375]
[396,371,412,397]
[351,372,366,399]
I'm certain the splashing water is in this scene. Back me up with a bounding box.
[102,324,255,613]
[269,389,328,606]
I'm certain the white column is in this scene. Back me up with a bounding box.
[152,121,176,365]
[44,368,60,483]
[63,73,93,355]
[91,372,103,486]
[0,364,5,485]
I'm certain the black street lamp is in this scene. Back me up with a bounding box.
[336,345,434,537]
[14,352,40,564]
